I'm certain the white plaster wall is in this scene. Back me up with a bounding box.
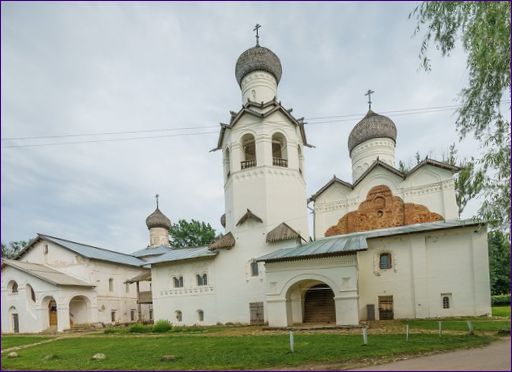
[149,227,170,247]
[313,165,459,238]
[351,138,396,181]
[16,240,150,325]
[240,71,277,104]
[1,266,97,333]
[356,226,491,320]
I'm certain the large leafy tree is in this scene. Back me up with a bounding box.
[169,219,217,248]
[488,230,510,295]
[1,240,29,259]
[411,1,511,231]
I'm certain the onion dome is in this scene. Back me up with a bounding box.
[145,208,171,230]
[348,110,397,153]
[235,46,282,87]
[220,213,226,228]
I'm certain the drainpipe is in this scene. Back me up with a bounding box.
[307,200,315,241]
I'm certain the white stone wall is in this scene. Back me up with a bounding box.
[357,226,491,320]
[240,71,277,104]
[313,165,459,238]
[351,138,396,181]
[1,266,97,333]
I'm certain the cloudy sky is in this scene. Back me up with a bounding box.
[1,2,482,253]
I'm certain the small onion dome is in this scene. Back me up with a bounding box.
[220,213,226,228]
[348,110,397,153]
[235,46,282,87]
[145,208,171,230]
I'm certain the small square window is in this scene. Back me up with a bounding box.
[251,261,259,276]
[379,253,392,270]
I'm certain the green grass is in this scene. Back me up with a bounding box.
[492,305,511,318]
[1,333,493,370]
[401,319,510,332]
[1,335,54,350]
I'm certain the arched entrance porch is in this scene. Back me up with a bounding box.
[69,295,91,326]
[286,279,336,325]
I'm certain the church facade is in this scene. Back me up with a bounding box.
[1,36,491,333]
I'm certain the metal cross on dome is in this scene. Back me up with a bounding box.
[365,89,375,110]
[253,24,261,46]
[155,194,159,208]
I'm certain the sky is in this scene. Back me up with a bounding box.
[1,2,484,253]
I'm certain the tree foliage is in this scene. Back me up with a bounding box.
[411,1,511,231]
[169,219,217,249]
[1,240,29,259]
[488,230,510,295]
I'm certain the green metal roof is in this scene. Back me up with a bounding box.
[257,219,483,263]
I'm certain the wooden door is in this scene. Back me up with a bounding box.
[249,302,264,325]
[49,300,58,326]
[303,284,335,323]
[378,296,394,320]
[12,314,19,333]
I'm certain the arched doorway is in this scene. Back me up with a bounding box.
[303,284,335,323]
[42,296,58,328]
[286,280,336,325]
[69,296,90,325]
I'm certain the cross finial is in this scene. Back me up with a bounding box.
[365,89,375,110]
[253,24,261,46]
[155,194,159,208]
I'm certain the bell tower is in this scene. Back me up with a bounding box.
[214,29,310,246]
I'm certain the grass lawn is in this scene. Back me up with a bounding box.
[401,319,510,332]
[1,333,494,370]
[1,335,54,350]
[492,305,511,318]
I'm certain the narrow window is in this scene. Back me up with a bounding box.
[44,244,49,255]
[379,253,392,269]
[174,276,184,288]
[176,310,182,322]
[225,147,231,179]
[149,306,153,321]
[111,310,116,322]
[198,310,204,322]
[108,278,114,292]
[272,132,288,167]
[26,284,36,302]
[179,276,184,287]
[441,293,452,309]
[251,261,259,277]
[130,309,136,321]
[202,273,208,286]
[196,274,203,286]
[10,281,18,294]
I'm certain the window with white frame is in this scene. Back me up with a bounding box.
[441,293,452,309]
[196,273,208,286]
[108,278,114,292]
[250,261,259,277]
[173,276,184,288]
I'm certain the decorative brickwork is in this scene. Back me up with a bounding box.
[325,185,443,236]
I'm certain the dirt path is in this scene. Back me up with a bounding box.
[350,337,511,371]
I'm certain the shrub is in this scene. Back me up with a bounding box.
[129,323,152,333]
[153,320,172,333]
[492,294,510,306]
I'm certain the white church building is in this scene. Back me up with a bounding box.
[1,34,491,333]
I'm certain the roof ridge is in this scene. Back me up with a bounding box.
[38,233,138,258]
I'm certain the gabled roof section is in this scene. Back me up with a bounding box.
[353,159,405,187]
[257,219,483,263]
[18,234,145,267]
[211,99,312,151]
[266,223,303,243]
[145,246,218,265]
[407,158,460,176]
[2,259,95,287]
[309,175,353,202]
[209,232,236,250]
[236,209,264,226]
[131,245,174,258]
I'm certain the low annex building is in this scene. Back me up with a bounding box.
[1,32,491,333]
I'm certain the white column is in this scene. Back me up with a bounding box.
[57,306,70,332]
[334,293,359,326]
[266,298,288,327]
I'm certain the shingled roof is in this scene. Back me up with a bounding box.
[236,209,263,226]
[209,232,236,250]
[266,223,302,243]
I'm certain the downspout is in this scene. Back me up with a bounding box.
[307,200,315,241]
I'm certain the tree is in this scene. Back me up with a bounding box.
[1,240,29,259]
[488,230,510,295]
[169,219,217,248]
[411,2,511,231]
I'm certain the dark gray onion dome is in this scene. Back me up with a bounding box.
[348,110,397,153]
[220,213,226,228]
[235,46,282,87]
[146,208,171,230]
